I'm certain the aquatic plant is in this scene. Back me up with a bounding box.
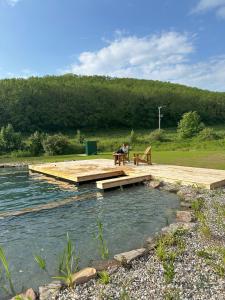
[53,233,79,288]
[0,246,16,296]
[94,218,109,260]
[34,233,79,288]
[34,254,47,272]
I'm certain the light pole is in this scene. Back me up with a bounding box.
[158,106,164,131]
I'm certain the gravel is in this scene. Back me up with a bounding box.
[57,184,225,300]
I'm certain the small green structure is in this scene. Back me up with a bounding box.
[85,141,97,155]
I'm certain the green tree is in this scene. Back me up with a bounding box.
[43,134,70,155]
[177,111,203,139]
[29,131,45,156]
[0,124,22,153]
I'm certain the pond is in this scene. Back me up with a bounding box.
[0,167,180,296]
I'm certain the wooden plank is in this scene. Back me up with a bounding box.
[75,170,124,182]
[96,174,151,190]
[29,166,124,183]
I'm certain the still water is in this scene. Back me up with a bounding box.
[0,167,179,295]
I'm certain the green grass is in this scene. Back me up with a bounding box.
[2,150,225,170]
[3,127,225,169]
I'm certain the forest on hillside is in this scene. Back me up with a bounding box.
[0,74,225,132]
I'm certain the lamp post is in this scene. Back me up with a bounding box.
[158,106,165,131]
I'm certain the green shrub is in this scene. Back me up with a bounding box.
[149,129,166,142]
[198,128,219,141]
[10,150,32,158]
[66,142,84,154]
[0,124,23,153]
[76,129,85,144]
[129,129,137,144]
[29,131,45,156]
[177,111,204,139]
[43,134,70,155]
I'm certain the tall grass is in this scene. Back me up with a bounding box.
[0,246,16,296]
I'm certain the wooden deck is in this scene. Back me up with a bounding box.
[29,159,225,190]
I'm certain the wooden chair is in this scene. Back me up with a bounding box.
[133,146,152,166]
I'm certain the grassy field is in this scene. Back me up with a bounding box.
[1,150,225,170]
[1,126,225,169]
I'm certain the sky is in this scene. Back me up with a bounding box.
[0,0,225,91]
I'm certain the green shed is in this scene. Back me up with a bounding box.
[85,141,97,155]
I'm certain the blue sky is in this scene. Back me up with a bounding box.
[0,0,225,91]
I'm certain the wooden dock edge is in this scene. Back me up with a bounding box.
[96,174,152,190]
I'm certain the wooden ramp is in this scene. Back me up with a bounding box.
[96,174,151,190]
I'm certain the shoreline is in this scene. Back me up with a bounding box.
[4,179,225,299]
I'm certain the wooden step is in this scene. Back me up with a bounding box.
[96,174,151,190]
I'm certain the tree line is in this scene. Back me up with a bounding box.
[0,74,225,132]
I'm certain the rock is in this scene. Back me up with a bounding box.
[11,288,36,300]
[176,210,195,222]
[25,288,36,300]
[144,236,157,250]
[91,259,120,272]
[72,267,97,285]
[114,248,147,264]
[180,201,192,208]
[149,180,162,189]
[39,281,62,300]
[161,222,196,235]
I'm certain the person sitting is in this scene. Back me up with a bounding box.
[116,143,129,154]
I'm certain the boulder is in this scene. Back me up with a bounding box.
[161,222,196,235]
[91,259,120,272]
[144,236,157,250]
[114,248,147,264]
[149,180,162,189]
[71,267,97,285]
[180,201,192,209]
[176,210,195,223]
[39,281,62,300]
[11,288,36,300]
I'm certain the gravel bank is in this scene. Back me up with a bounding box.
[56,184,225,300]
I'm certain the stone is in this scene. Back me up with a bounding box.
[176,210,195,222]
[11,288,36,300]
[144,236,157,250]
[149,180,162,189]
[91,259,120,272]
[180,201,192,208]
[161,222,196,235]
[25,288,36,300]
[114,248,147,264]
[72,267,97,285]
[39,281,62,300]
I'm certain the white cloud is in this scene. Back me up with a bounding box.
[193,0,225,18]
[67,31,225,91]
[6,0,20,6]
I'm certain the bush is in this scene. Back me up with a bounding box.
[129,129,137,144]
[66,142,84,154]
[198,128,219,141]
[10,150,32,158]
[43,134,70,155]
[29,131,45,156]
[149,129,166,142]
[76,129,85,144]
[177,111,204,139]
[0,124,23,153]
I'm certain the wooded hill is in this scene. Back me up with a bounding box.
[0,74,225,132]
